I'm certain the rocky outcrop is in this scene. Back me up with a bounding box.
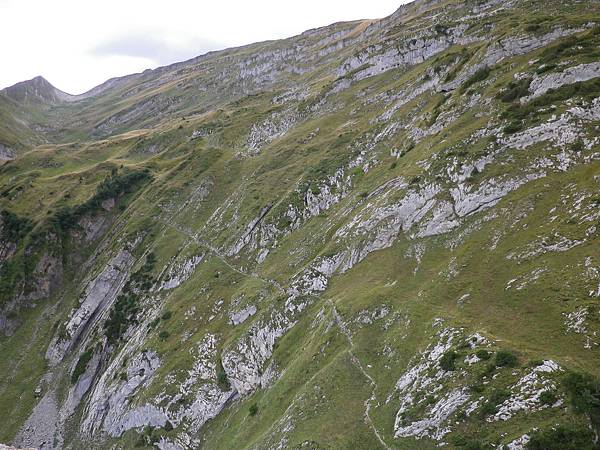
[441,27,586,92]
[0,443,37,449]
[159,254,204,291]
[392,324,465,440]
[222,308,295,396]
[46,250,133,364]
[22,251,63,303]
[338,24,479,81]
[0,144,15,161]
[490,360,562,422]
[245,108,303,155]
[229,304,257,326]
[82,350,164,436]
[524,61,600,101]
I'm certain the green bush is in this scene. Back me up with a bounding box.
[249,403,259,416]
[476,349,491,360]
[495,350,518,367]
[104,252,156,344]
[504,121,523,134]
[572,139,584,152]
[526,424,596,450]
[158,331,170,341]
[71,349,93,384]
[103,293,140,344]
[563,371,600,427]
[497,78,532,103]
[480,388,510,416]
[539,390,558,406]
[217,357,231,391]
[470,383,485,394]
[440,350,459,371]
[434,24,449,35]
[49,169,152,233]
[0,210,32,241]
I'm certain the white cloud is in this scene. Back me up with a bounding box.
[0,0,407,94]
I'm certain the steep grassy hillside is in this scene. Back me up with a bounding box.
[1,0,600,449]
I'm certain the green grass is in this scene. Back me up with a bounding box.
[1,0,600,447]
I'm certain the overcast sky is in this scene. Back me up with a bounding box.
[0,0,407,95]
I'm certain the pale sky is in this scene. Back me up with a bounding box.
[0,0,407,95]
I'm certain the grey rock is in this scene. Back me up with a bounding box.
[0,144,15,160]
[46,250,133,364]
[524,62,600,101]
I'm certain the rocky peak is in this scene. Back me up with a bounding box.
[1,75,75,104]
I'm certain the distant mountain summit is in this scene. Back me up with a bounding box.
[1,75,75,104]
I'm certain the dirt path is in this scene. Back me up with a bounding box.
[162,218,286,296]
[330,301,391,450]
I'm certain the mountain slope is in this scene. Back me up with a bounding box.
[1,0,600,449]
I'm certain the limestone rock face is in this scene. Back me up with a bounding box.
[0,444,37,450]
[525,61,600,101]
[0,144,15,161]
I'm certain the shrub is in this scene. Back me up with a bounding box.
[571,139,584,152]
[217,358,230,391]
[161,310,172,321]
[495,350,518,367]
[249,403,259,416]
[158,331,170,341]
[497,78,532,103]
[526,424,596,450]
[461,66,490,92]
[563,371,600,427]
[0,210,33,241]
[480,388,510,416]
[470,383,485,394]
[49,168,152,233]
[434,24,449,35]
[104,252,156,344]
[450,435,492,450]
[476,349,491,360]
[71,349,93,384]
[103,293,140,344]
[504,121,523,134]
[409,175,422,185]
[440,350,459,371]
[539,390,558,406]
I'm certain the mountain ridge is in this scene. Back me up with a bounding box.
[1,0,600,449]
